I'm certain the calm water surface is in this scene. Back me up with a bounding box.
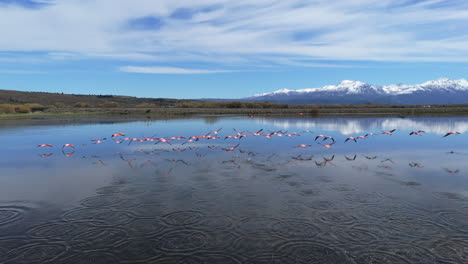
[1,116,468,263]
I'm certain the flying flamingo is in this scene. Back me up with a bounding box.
[248,129,264,136]
[224,143,240,152]
[112,133,125,137]
[91,138,106,144]
[128,138,144,145]
[209,128,222,135]
[224,135,238,140]
[155,138,172,145]
[381,129,396,135]
[409,130,425,135]
[319,142,335,149]
[170,136,186,140]
[356,135,367,140]
[62,144,75,149]
[443,131,461,137]
[39,153,54,157]
[37,144,53,147]
[344,137,357,143]
[315,135,335,142]
[295,144,312,148]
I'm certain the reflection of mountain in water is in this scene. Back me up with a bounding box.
[256,117,468,135]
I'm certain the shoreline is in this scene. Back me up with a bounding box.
[1,106,468,119]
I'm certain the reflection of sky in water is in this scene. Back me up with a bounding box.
[1,116,468,263]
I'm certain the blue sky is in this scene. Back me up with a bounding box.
[1,0,468,99]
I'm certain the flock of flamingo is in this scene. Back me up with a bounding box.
[36,128,462,157]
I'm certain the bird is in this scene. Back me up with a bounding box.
[62,144,75,148]
[409,130,425,135]
[224,135,238,140]
[170,136,186,140]
[409,162,424,168]
[319,142,335,149]
[128,138,144,145]
[91,138,106,144]
[295,144,312,148]
[248,129,264,136]
[345,155,357,161]
[209,128,222,135]
[345,137,357,143]
[315,135,335,142]
[443,131,461,137]
[381,129,396,135]
[224,143,240,152]
[37,144,53,147]
[111,133,125,137]
[155,138,172,145]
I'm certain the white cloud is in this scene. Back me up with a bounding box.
[1,0,468,66]
[120,66,232,74]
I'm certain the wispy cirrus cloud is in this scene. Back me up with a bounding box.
[120,66,232,74]
[1,0,468,69]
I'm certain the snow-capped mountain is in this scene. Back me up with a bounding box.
[245,78,468,104]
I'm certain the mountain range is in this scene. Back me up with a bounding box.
[245,78,468,104]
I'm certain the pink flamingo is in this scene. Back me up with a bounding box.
[112,133,125,137]
[409,130,425,135]
[345,137,357,143]
[443,131,461,137]
[295,144,312,148]
[37,144,53,147]
[319,142,335,149]
[248,129,264,136]
[381,129,396,135]
[62,144,75,149]
[224,143,240,152]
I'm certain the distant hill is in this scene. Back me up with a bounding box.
[0,89,189,107]
[244,78,468,104]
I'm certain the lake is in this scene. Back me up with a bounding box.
[1,115,468,263]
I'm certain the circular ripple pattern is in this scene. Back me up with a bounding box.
[330,184,358,192]
[71,227,128,251]
[306,200,335,210]
[277,241,352,263]
[113,238,162,262]
[162,211,205,226]
[344,192,383,205]
[233,235,284,258]
[120,218,167,237]
[27,222,78,239]
[62,207,112,222]
[326,227,380,246]
[95,186,122,195]
[431,236,468,262]
[238,217,281,235]
[80,195,121,208]
[0,207,24,226]
[244,255,296,264]
[5,243,67,263]
[318,211,357,225]
[271,220,319,239]
[178,252,243,264]
[194,215,235,231]
[56,251,120,264]
[353,251,411,264]
[156,230,208,253]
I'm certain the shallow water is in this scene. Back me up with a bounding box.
[1,115,468,263]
